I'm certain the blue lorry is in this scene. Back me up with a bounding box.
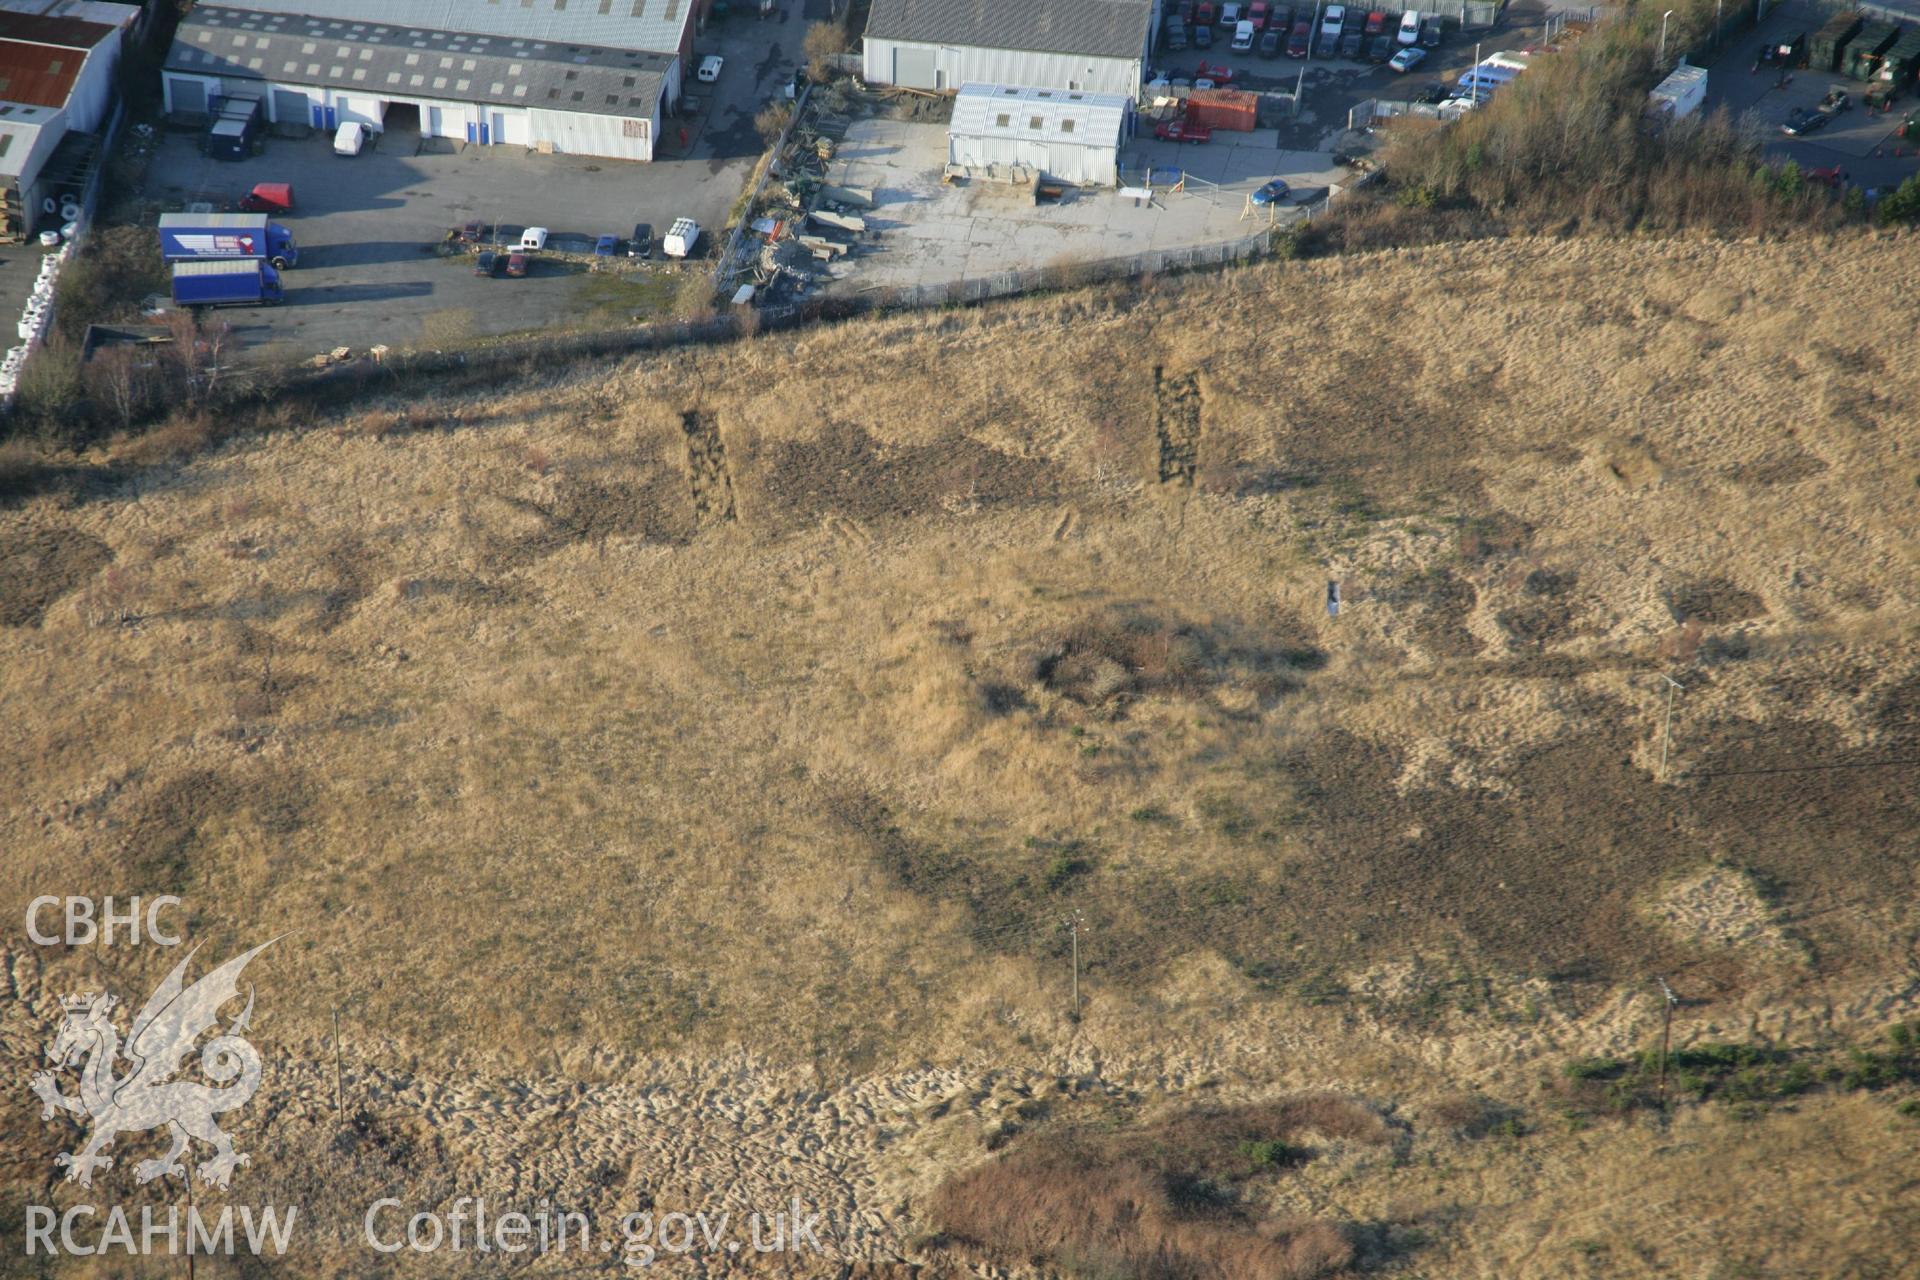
[171,259,285,308]
[158,212,299,269]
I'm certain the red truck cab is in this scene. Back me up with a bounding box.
[236,182,294,214]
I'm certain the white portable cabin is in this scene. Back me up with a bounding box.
[947,83,1133,187]
[1648,62,1709,122]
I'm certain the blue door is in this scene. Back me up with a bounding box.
[466,120,477,144]
[478,121,490,145]
[324,105,337,130]
[311,103,324,129]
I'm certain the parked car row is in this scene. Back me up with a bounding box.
[1164,2,1441,58]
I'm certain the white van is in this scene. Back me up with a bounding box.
[333,121,366,155]
[1398,9,1422,44]
[519,226,549,251]
[663,217,701,258]
[1231,18,1256,49]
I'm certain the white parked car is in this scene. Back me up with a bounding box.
[1321,3,1345,36]
[519,226,549,251]
[333,121,366,155]
[697,55,724,82]
[1398,9,1422,44]
[1231,19,1255,49]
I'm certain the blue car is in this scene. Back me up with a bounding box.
[1251,178,1291,205]
[595,233,619,257]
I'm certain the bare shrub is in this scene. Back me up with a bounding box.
[930,1100,1380,1280]
[112,411,219,466]
[754,101,793,148]
[521,444,553,476]
[801,20,849,83]
[1660,618,1705,663]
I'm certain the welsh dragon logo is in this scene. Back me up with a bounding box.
[31,940,275,1190]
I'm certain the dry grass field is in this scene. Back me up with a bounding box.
[2,233,1918,1278]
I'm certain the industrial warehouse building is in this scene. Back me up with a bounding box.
[161,0,699,162]
[863,0,1155,98]
[0,5,135,240]
[947,83,1131,185]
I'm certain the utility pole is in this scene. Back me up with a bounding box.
[1655,977,1679,1109]
[1064,912,1086,1020]
[1658,674,1684,782]
[183,1164,196,1280]
[333,1007,346,1119]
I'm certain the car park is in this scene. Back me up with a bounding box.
[1258,28,1281,56]
[1368,33,1394,61]
[1155,117,1214,143]
[505,251,528,277]
[697,54,725,82]
[1251,178,1291,204]
[1390,44,1426,71]
[595,234,618,257]
[1232,19,1255,49]
[1420,15,1443,45]
[474,250,499,277]
[1398,9,1422,44]
[630,223,653,258]
[1288,19,1312,55]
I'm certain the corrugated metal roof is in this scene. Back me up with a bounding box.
[0,114,49,178]
[0,9,112,47]
[167,4,671,121]
[950,82,1128,146]
[868,0,1153,59]
[0,2,140,31]
[0,19,106,110]
[197,0,692,58]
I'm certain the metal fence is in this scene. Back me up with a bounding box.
[812,229,1280,313]
[1417,0,1503,29]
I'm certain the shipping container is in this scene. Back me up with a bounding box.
[1809,11,1862,71]
[1185,88,1259,130]
[1841,20,1898,79]
[1877,28,1920,84]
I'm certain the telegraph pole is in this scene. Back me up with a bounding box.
[333,1007,346,1119]
[1655,977,1679,1109]
[1064,912,1086,1020]
[1658,674,1684,782]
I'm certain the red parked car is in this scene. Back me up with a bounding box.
[1155,117,1214,144]
[1196,0,1215,25]
[1364,8,1387,33]
[1287,18,1312,54]
[1248,1,1269,27]
[1193,60,1235,82]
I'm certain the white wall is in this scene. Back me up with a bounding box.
[62,28,120,133]
[528,106,653,161]
[863,37,1144,97]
